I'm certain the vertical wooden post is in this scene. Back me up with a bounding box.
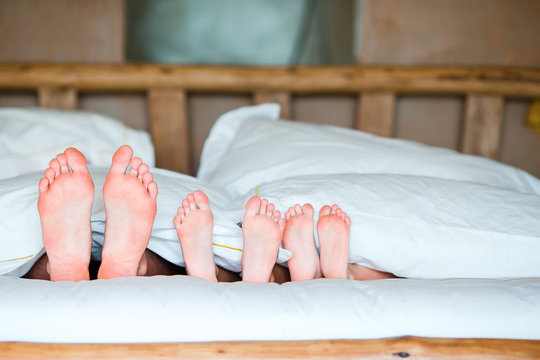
[356,92,395,137]
[148,89,192,174]
[461,94,504,160]
[38,87,77,110]
[253,91,292,119]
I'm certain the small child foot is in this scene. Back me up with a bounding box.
[37,148,94,281]
[241,196,285,282]
[174,190,217,282]
[283,204,321,281]
[98,145,158,279]
[317,204,351,279]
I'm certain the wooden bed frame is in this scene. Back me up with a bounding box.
[0,64,539,359]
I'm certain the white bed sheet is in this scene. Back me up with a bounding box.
[1,276,539,343]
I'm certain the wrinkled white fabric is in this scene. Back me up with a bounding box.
[0,108,155,180]
[198,104,540,198]
[1,276,539,342]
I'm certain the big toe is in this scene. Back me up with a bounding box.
[193,190,210,210]
[110,145,133,175]
[245,196,261,217]
[64,147,89,172]
[319,205,331,217]
[302,204,314,216]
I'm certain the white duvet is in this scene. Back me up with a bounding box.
[1,276,539,342]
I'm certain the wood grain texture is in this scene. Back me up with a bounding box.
[356,92,395,137]
[38,87,77,110]
[461,94,504,159]
[148,89,191,174]
[1,65,539,97]
[253,91,292,119]
[1,337,539,360]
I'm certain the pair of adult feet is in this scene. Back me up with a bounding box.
[173,192,351,283]
[37,145,157,281]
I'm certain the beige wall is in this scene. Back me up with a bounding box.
[0,0,124,63]
[358,0,540,177]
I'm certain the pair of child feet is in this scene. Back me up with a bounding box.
[174,192,351,283]
[38,145,351,282]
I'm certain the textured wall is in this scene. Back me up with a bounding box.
[358,0,540,177]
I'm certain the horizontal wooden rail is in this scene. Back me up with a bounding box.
[0,64,539,97]
[1,337,539,359]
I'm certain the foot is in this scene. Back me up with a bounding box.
[317,205,351,279]
[98,145,158,279]
[283,204,321,281]
[241,196,285,282]
[173,190,217,282]
[37,148,94,281]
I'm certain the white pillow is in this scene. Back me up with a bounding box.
[198,104,540,198]
[0,108,155,180]
[243,173,540,279]
[0,168,291,277]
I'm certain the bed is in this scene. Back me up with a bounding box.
[0,64,540,359]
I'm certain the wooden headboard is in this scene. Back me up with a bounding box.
[0,64,539,176]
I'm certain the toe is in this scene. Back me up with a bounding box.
[138,163,149,181]
[187,193,197,210]
[345,216,352,225]
[182,198,191,214]
[285,211,291,220]
[177,206,186,217]
[278,218,286,233]
[130,157,142,176]
[273,210,281,223]
[319,205,331,217]
[64,148,88,173]
[142,172,153,187]
[147,182,158,200]
[267,203,275,216]
[331,204,339,214]
[44,168,55,183]
[57,153,69,173]
[193,190,210,211]
[302,204,314,216]
[110,145,133,175]
[294,204,302,215]
[245,196,261,217]
[173,215,181,228]
[38,177,49,193]
[260,199,268,216]
[49,159,61,177]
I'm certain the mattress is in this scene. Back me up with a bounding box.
[2,276,539,343]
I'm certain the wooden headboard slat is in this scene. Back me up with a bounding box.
[1,64,539,97]
[356,92,396,137]
[37,86,77,110]
[253,91,292,119]
[148,89,191,174]
[461,94,504,159]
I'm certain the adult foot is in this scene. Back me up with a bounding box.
[241,196,285,282]
[283,204,321,281]
[37,148,94,281]
[317,205,351,279]
[173,190,217,282]
[98,145,158,279]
